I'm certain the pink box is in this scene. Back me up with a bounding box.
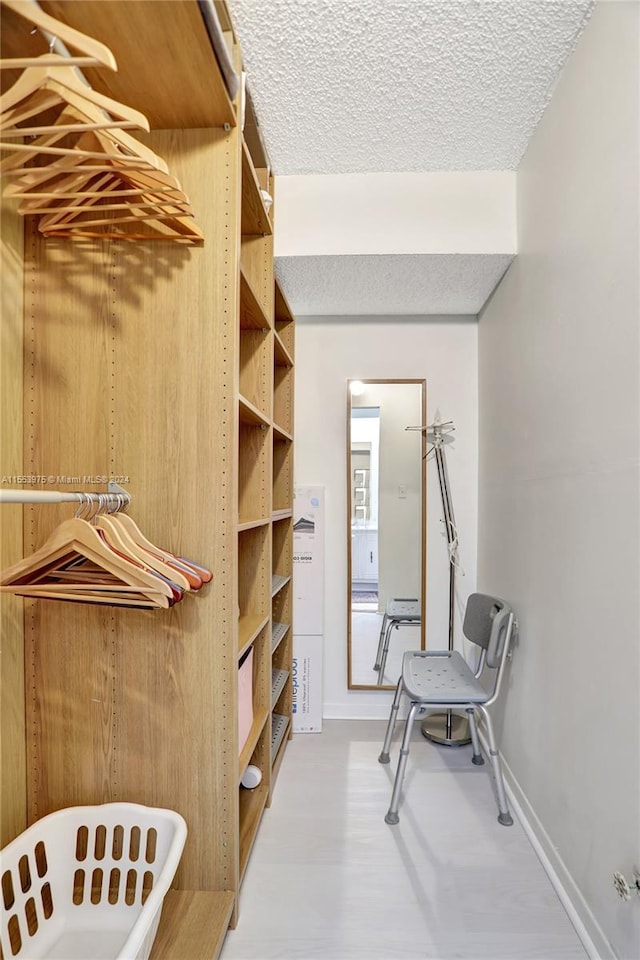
[238,647,254,754]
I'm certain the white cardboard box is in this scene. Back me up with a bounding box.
[293,487,324,636]
[292,633,323,733]
[292,486,324,733]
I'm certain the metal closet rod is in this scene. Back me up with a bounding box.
[0,482,130,505]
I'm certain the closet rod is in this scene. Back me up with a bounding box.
[0,482,130,505]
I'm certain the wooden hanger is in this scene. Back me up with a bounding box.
[3,157,187,197]
[1,124,168,178]
[1,96,149,138]
[94,515,192,592]
[29,170,193,222]
[0,0,117,71]
[0,517,173,607]
[113,512,205,589]
[1,56,144,127]
[38,210,204,243]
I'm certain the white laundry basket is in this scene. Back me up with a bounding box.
[0,802,187,960]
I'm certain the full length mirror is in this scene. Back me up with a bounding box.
[347,379,426,689]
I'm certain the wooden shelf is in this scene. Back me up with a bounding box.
[150,890,235,960]
[238,781,269,882]
[238,525,269,627]
[241,141,273,237]
[38,1,237,130]
[274,331,294,368]
[240,269,271,331]
[239,395,271,428]
[273,440,293,513]
[239,614,270,658]
[272,508,293,521]
[239,706,269,777]
[273,423,293,443]
[237,517,270,532]
[275,281,295,358]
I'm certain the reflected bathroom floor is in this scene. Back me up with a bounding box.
[351,608,421,687]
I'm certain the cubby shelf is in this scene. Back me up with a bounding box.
[238,782,269,882]
[239,707,270,780]
[274,331,293,367]
[239,395,271,427]
[239,614,270,658]
[237,517,270,533]
[272,424,293,444]
[241,141,273,237]
[240,268,272,331]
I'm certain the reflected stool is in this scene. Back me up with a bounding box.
[374,598,421,684]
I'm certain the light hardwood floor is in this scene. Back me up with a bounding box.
[220,720,588,960]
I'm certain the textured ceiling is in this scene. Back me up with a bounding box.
[231,0,593,316]
[233,0,594,175]
[275,254,514,316]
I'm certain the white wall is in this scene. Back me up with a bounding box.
[275,172,516,256]
[478,4,639,958]
[294,317,478,718]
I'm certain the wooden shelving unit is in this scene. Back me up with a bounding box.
[0,0,295,955]
[237,82,295,894]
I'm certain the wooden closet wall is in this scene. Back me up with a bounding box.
[0,1,295,952]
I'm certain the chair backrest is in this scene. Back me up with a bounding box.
[462,593,513,669]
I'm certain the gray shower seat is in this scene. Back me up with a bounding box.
[379,592,516,827]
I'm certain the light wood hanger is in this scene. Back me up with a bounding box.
[0,57,145,127]
[113,512,205,589]
[1,98,149,137]
[39,210,205,242]
[29,170,193,221]
[40,225,204,242]
[1,124,168,177]
[0,0,117,71]
[0,517,172,607]
[94,515,192,592]
[3,157,187,197]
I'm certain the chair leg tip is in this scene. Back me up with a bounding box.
[384,812,400,825]
[378,752,390,764]
[472,754,485,765]
[498,812,514,826]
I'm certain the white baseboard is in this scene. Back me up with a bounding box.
[497,749,613,960]
[323,701,393,720]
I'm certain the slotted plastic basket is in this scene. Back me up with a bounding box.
[0,802,187,960]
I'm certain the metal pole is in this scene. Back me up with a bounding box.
[421,423,470,746]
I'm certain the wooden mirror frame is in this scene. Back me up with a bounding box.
[346,378,427,690]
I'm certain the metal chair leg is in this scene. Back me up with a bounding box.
[379,677,403,764]
[466,707,484,765]
[476,704,513,826]
[384,701,421,825]
[377,621,395,684]
[373,612,389,670]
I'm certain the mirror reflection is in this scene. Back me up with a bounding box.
[347,379,426,689]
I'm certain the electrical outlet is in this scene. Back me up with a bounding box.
[613,869,640,901]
